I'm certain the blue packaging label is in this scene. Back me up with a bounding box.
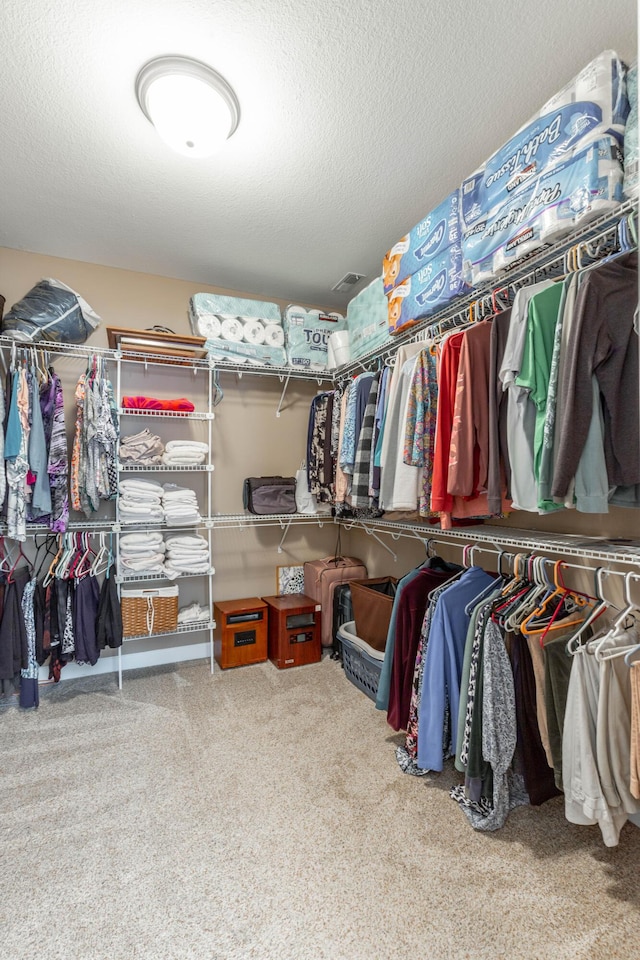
[383,191,460,293]
[462,135,624,282]
[387,245,469,335]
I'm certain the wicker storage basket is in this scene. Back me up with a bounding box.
[121,585,179,637]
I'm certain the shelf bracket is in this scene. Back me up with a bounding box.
[277,518,294,553]
[361,524,397,561]
[276,374,291,418]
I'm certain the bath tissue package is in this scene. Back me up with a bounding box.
[387,245,468,336]
[462,134,624,285]
[347,277,392,360]
[189,293,281,336]
[382,192,461,294]
[624,64,638,198]
[205,337,287,367]
[284,306,346,370]
[461,50,628,232]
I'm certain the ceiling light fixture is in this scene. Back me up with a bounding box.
[135,55,240,158]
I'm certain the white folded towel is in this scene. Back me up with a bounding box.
[165,535,208,550]
[177,602,210,624]
[165,441,209,453]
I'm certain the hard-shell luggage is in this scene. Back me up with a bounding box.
[303,556,367,648]
[331,582,355,659]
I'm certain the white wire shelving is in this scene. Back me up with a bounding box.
[118,407,213,420]
[337,518,640,568]
[122,621,214,643]
[118,463,212,472]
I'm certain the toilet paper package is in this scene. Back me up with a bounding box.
[461,50,629,231]
[387,245,469,336]
[382,192,461,294]
[347,276,392,360]
[200,310,287,366]
[624,64,638,198]
[205,337,287,367]
[189,293,281,336]
[462,134,624,285]
[284,306,346,370]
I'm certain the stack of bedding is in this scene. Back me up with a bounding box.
[119,478,164,524]
[119,531,166,576]
[161,440,208,466]
[164,535,210,578]
[120,429,164,466]
[161,484,202,525]
[190,293,287,367]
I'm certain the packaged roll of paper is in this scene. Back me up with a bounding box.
[243,319,266,345]
[221,317,243,342]
[199,315,221,339]
[264,324,285,347]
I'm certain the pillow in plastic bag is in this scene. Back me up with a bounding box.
[1,278,101,343]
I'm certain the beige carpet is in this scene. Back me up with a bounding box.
[1,657,639,960]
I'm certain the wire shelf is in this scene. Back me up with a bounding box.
[117,568,214,583]
[118,408,212,420]
[118,464,211,472]
[209,512,333,528]
[123,620,214,642]
[339,519,640,567]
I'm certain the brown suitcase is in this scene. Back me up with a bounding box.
[304,556,367,648]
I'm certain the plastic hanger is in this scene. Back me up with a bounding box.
[592,571,640,661]
[520,560,592,637]
[565,567,616,655]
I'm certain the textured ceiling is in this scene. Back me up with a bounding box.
[1,0,637,308]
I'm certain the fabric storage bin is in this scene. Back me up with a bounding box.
[338,621,384,702]
[121,585,179,637]
[349,577,398,652]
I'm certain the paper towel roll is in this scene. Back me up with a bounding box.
[221,317,243,342]
[242,319,266,345]
[200,315,221,339]
[264,324,285,347]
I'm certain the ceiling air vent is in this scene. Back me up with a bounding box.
[331,272,366,293]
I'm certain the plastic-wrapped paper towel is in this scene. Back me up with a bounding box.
[462,134,624,285]
[460,50,629,232]
[189,292,287,366]
[284,306,346,370]
[387,245,468,336]
[624,64,638,198]
[382,192,461,294]
[346,276,392,360]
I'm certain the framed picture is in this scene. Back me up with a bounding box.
[276,564,305,596]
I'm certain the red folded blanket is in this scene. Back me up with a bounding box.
[122,396,196,412]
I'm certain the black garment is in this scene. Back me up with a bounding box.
[511,631,560,806]
[0,567,30,681]
[73,574,101,666]
[97,573,123,650]
[34,580,47,666]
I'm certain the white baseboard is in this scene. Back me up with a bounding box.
[37,641,212,684]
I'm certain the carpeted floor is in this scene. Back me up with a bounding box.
[1,657,639,960]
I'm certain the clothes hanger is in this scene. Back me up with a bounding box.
[520,560,592,637]
[565,567,617,655]
[7,539,33,582]
[591,571,640,661]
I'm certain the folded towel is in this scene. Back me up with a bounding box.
[165,440,208,453]
[161,453,206,465]
[120,532,165,548]
[177,602,210,624]
[165,535,208,550]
